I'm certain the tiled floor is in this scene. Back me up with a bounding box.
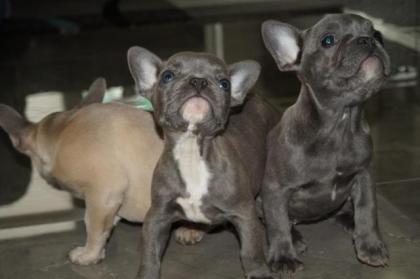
[1,195,419,279]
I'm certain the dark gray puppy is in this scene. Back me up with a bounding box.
[260,14,390,273]
[127,47,280,279]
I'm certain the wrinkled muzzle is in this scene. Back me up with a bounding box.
[337,36,390,79]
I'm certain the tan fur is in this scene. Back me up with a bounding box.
[174,227,205,245]
[23,103,163,264]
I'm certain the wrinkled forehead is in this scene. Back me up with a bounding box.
[307,14,374,38]
[164,52,229,76]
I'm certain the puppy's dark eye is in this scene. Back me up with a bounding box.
[373,30,384,46]
[218,79,230,91]
[161,70,175,83]
[321,34,335,48]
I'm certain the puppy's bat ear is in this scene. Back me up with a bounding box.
[262,20,302,71]
[78,77,107,108]
[228,60,261,107]
[127,46,162,98]
[0,104,33,153]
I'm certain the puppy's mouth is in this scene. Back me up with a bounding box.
[359,55,389,78]
[338,51,389,80]
[180,96,211,124]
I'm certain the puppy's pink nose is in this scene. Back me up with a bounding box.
[189,78,208,91]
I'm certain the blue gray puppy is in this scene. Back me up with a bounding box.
[127,47,280,279]
[261,14,390,273]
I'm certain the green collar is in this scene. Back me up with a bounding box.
[121,95,154,112]
[82,90,154,111]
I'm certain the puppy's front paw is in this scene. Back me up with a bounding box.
[270,256,303,273]
[268,245,303,273]
[175,227,205,245]
[68,246,105,265]
[354,235,389,267]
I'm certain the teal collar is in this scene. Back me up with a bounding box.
[121,95,154,112]
[82,90,154,112]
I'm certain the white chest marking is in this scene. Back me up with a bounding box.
[174,131,211,224]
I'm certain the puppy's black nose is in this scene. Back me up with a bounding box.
[189,77,208,91]
[357,36,375,47]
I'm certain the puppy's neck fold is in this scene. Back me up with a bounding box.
[297,83,363,130]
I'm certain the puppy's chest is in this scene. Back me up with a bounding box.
[173,132,212,224]
[308,127,371,175]
[335,130,371,173]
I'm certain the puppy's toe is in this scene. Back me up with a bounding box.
[269,255,303,274]
[355,236,389,267]
[175,227,205,245]
[278,257,304,273]
[268,241,304,273]
[68,246,105,265]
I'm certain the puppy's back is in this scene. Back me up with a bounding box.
[52,103,163,221]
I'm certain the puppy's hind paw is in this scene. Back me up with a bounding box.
[354,236,389,267]
[68,246,105,265]
[175,227,205,245]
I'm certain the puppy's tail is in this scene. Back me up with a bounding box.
[0,104,33,153]
[77,77,107,108]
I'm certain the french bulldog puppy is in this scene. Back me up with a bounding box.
[260,14,390,273]
[127,47,280,279]
[0,78,164,265]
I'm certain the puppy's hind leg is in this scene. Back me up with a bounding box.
[69,190,123,265]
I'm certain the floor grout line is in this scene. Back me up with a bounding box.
[376,177,420,185]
